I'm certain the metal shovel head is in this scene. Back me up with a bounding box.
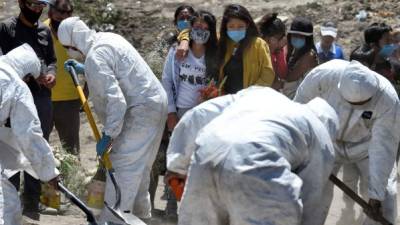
[104,201,146,225]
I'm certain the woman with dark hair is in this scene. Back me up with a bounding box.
[283,16,318,98]
[175,4,275,93]
[217,4,275,94]
[162,10,218,130]
[258,13,287,90]
[164,4,195,46]
[350,23,397,82]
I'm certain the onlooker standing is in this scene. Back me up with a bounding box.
[258,13,288,90]
[0,0,56,219]
[44,0,80,156]
[350,23,396,82]
[217,4,275,94]
[316,21,345,64]
[282,17,318,98]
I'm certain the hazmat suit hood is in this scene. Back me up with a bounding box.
[305,97,339,139]
[0,44,41,79]
[338,60,379,103]
[57,16,96,55]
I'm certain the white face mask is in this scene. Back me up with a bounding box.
[67,48,84,61]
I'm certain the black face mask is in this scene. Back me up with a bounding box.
[20,4,42,24]
[50,19,61,32]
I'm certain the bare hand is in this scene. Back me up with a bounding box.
[176,40,189,61]
[167,113,179,132]
[38,74,56,89]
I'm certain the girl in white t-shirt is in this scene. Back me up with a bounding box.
[162,10,218,131]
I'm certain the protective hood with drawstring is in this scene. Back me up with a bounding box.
[0,44,59,225]
[58,17,167,222]
[167,86,339,225]
[294,59,400,224]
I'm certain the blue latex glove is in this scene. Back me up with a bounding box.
[96,133,112,156]
[64,59,85,74]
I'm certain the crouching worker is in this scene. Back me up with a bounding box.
[0,44,59,225]
[57,17,168,223]
[166,86,339,225]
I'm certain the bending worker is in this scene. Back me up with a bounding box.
[57,17,167,223]
[0,44,59,225]
[294,59,400,225]
[167,87,339,225]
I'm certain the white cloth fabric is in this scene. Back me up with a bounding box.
[294,59,400,224]
[176,49,206,109]
[0,45,59,225]
[168,86,339,225]
[58,17,168,222]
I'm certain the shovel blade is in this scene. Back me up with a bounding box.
[104,201,146,225]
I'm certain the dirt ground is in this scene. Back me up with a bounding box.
[1,0,400,224]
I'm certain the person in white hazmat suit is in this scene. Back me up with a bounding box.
[294,59,400,225]
[0,44,59,225]
[57,17,168,223]
[167,86,339,225]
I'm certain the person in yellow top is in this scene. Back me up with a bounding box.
[44,0,81,155]
[176,4,275,94]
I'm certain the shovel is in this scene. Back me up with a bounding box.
[329,174,392,225]
[58,182,98,225]
[67,66,145,225]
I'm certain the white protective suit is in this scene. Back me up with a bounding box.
[167,87,339,225]
[58,17,168,222]
[0,44,59,225]
[294,59,400,225]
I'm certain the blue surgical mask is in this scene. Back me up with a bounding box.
[227,29,246,43]
[291,37,306,49]
[379,44,395,58]
[177,20,190,31]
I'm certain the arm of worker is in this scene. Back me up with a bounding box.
[161,47,179,131]
[167,94,236,176]
[298,128,336,225]
[85,47,127,139]
[10,84,59,182]
[255,39,275,86]
[367,99,400,201]
[175,29,190,60]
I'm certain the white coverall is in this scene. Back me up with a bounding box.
[57,17,168,222]
[167,87,339,225]
[294,59,400,225]
[0,44,59,225]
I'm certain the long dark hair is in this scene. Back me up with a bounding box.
[286,17,316,69]
[258,13,286,38]
[189,10,219,80]
[217,4,259,70]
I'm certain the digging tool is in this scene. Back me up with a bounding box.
[329,174,392,225]
[58,182,98,225]
[67,66,145,225]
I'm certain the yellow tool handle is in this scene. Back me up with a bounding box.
[75,86,101,141]
[102,151,113,170]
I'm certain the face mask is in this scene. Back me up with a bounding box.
[227,29,246,43]
[190,28,210,44]
[20,5,42,24]
[50,19,61,33]
[67,48,84,61]
[291,37,306,49]
[177,20,190,31]
[379,44,395,58]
